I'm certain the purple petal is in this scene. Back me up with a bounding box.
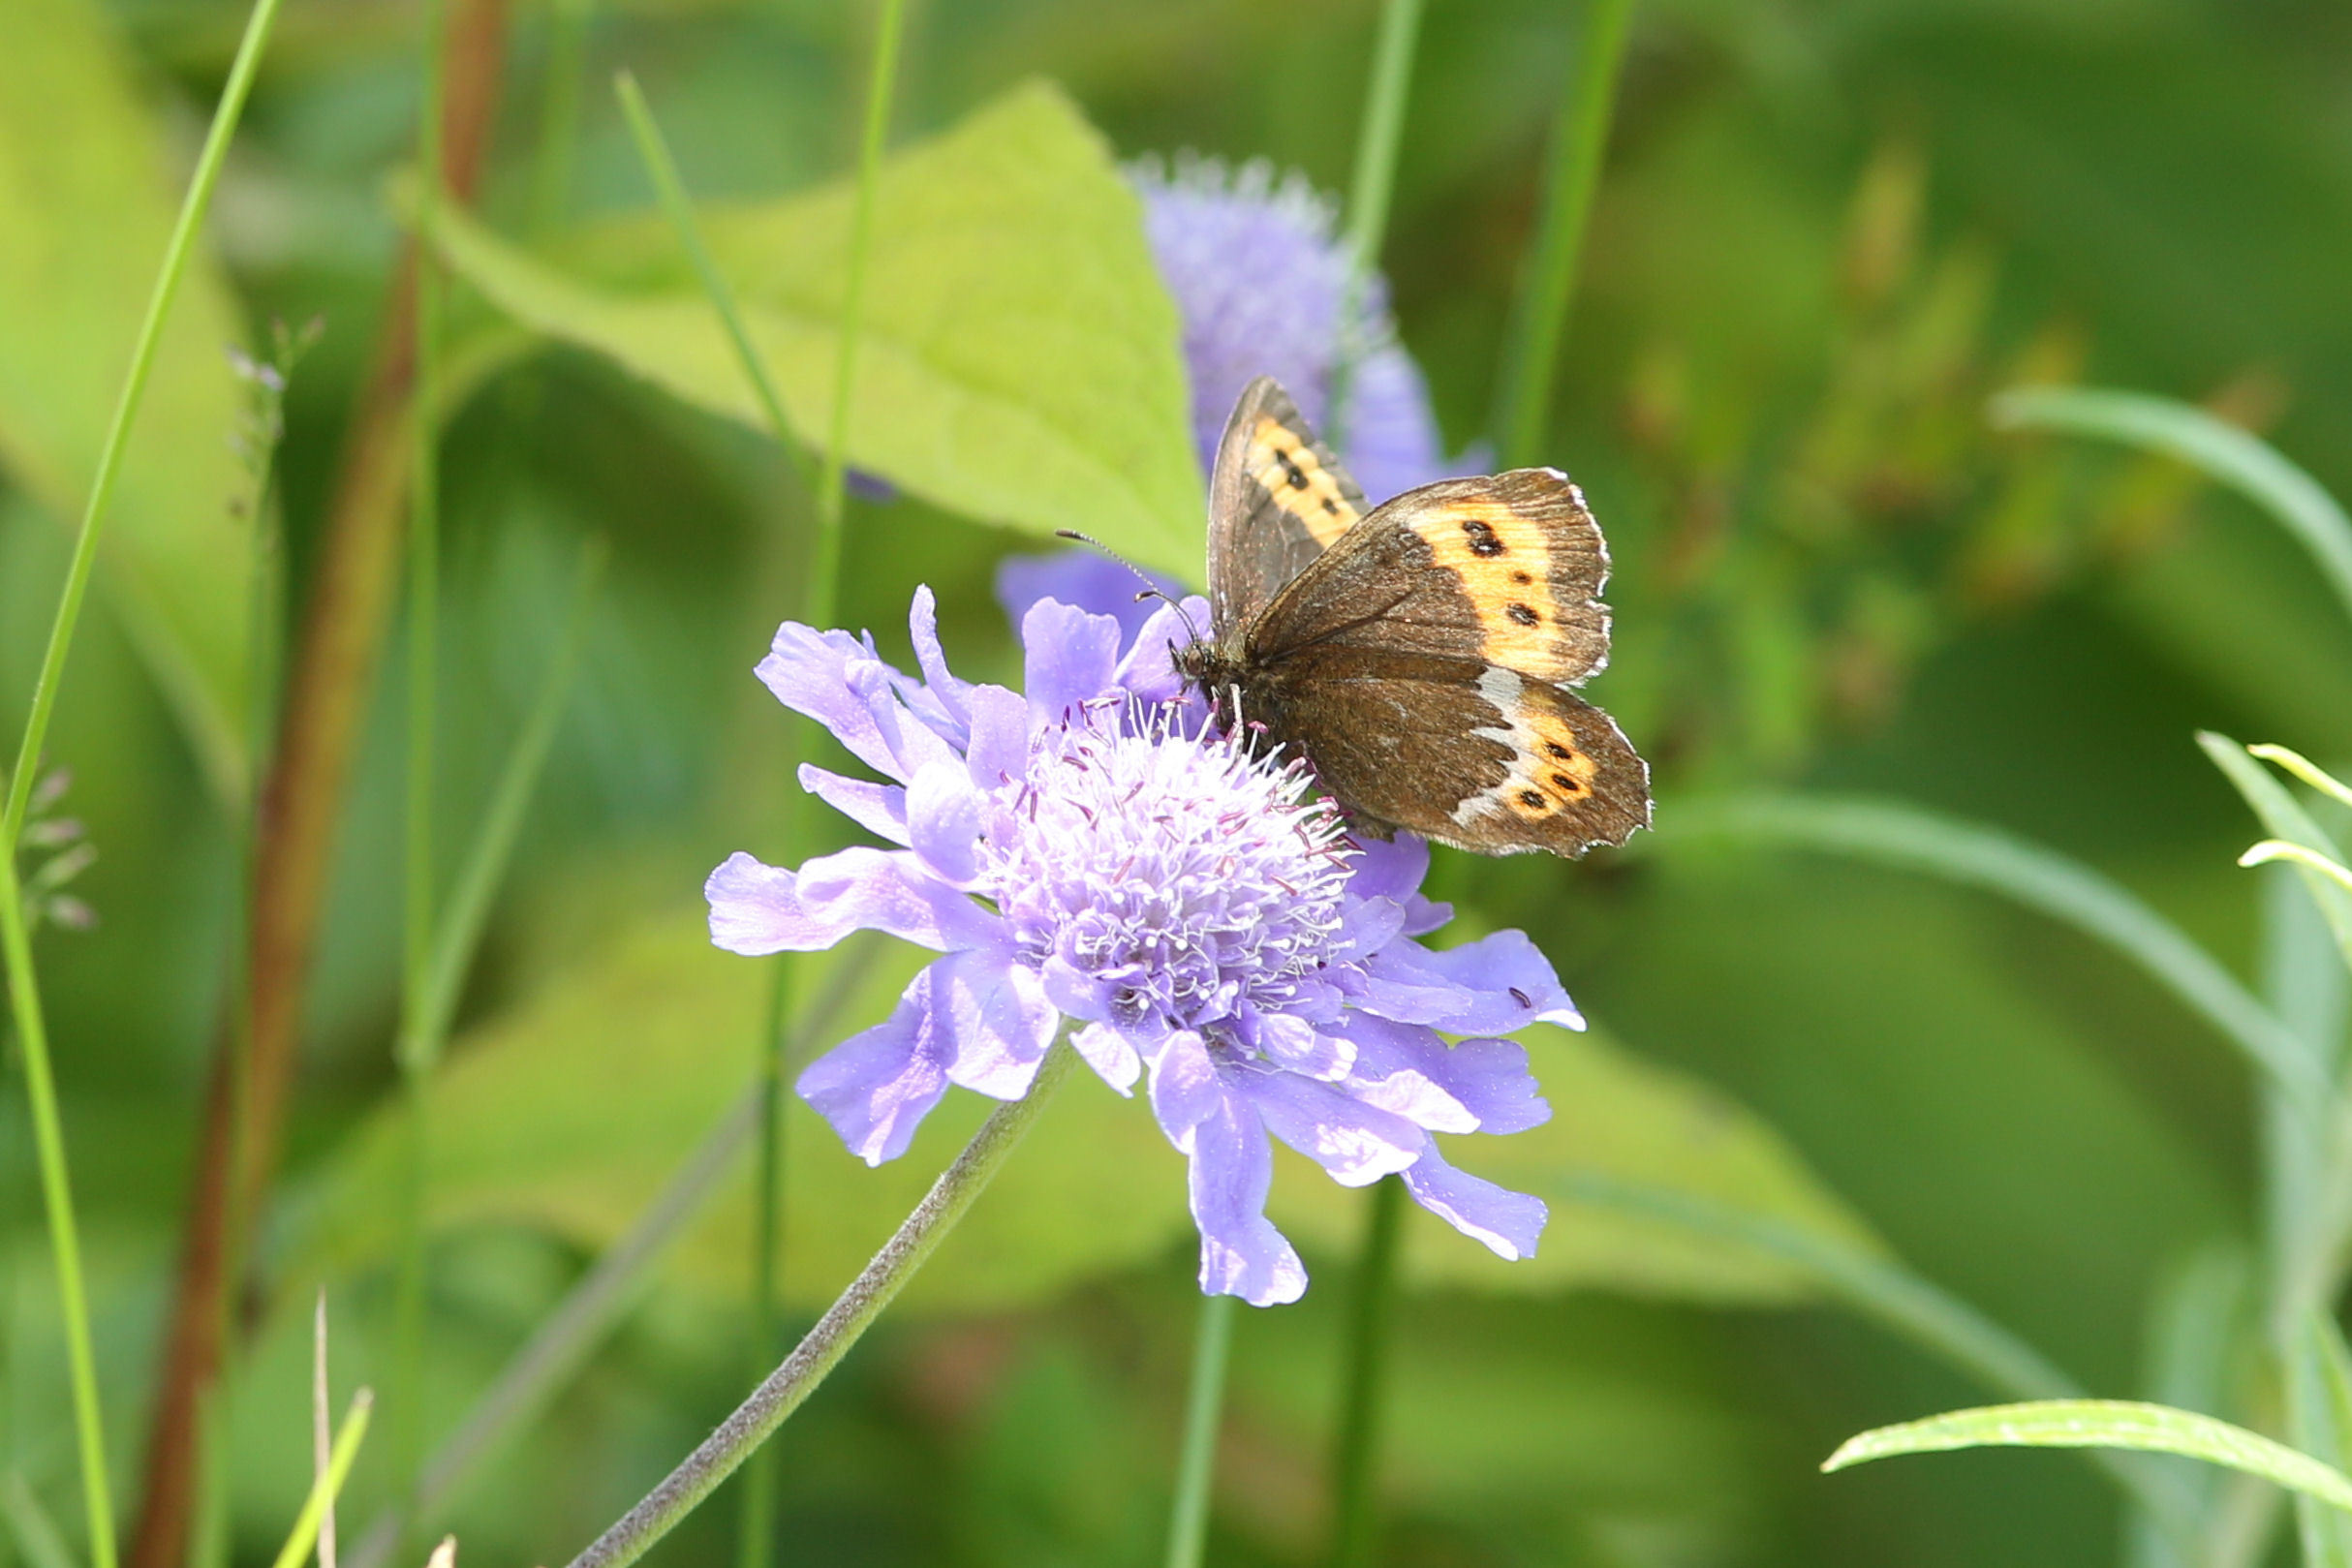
[1114,597,1214,707]
[1189,1090,1308,1306]
[1346,941,1479,1027]
[1412,931,1584,1032]
[705,846,1000,955]
[1021,599,1125,725]
[906,760,983,884]
[756,623,903,779]
[1148,1030,1222,1149]
[1403,1145,1547,1261]
[1331,895,1406,964]
[1433,1036,1552,1134]
[796,968,954,1165]
[1326,1013,1476,1134]
[962,683,1032,792]
[998,549,1185,641]
[905,585,972,739]
[1346,834,1451,936]
[1248,1007,1352,1081]
[929,947,1061,1100]
[1238,1068,1425,1186]
[798,765,909,845]
[1073,1021,1142,1095]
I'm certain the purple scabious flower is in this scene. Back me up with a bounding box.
[706,590,1577,1305]
[1000,157,1484,633]
[1134,155,1458,503]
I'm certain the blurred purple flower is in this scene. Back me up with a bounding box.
[707,590,1575,1305]
[1000,157,1483,631]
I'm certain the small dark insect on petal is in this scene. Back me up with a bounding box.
[1510,987,1532,1008]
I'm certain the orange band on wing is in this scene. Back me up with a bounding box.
[1246,415,1359,547]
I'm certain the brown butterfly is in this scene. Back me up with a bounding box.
[1173,377,1651,856]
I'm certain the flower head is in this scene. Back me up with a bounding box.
[708,590,1575,1304]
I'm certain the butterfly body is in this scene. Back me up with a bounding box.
[1176,378,1651,857]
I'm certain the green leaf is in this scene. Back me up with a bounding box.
[1992,385,2352,630]
[2200,731,2352,971]
[2288,1313,2352,1568]
[1824,1399,2352,1517]
[422,80,1202,576]
[0,0,252,799]
[297,913,1874,1314]
[1650,791,2324,1101]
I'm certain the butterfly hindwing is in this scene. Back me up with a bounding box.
[1251,469,1611,688]
[1254,647,1650,855]
[1206,376,1368,635]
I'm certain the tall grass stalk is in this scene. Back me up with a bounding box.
[563,1040,1080,1568]
[392,0,455,1520]
[528,0,595,239]
[1330,1175,1406,1568]
[1493,0,1636,468]
[1323,0,1422,451]
[0,0,289,1558]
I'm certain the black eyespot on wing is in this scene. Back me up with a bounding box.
[1544,741,1572,759]
[1551,774,1581,792]
[1518,788,1546,809]
[1506,602,1539,627]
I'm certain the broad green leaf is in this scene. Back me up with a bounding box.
[298,912,1874,1314]
[0,0,251,799]
[423,81,1202,575]
[1993,386,2352,630]
[1651,792,2322,1100]
[1825,1399,2352,1518]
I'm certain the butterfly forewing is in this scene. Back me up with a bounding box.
[1250,470,1612,689]
[1206,377,1368,635]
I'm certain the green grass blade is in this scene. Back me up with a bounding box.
[1494,0,1636,468]
[1553,1173,2191,1533]
[1992,385,2352,628]
[2287,1313,2352,1567]
[1162,1292,1235,1568]
[0,3,290,1560]
[268,1391,373,1568]
[397,538,603,1075]
[1655,792,2324,1101]
[1324,0,1423,449]
[0,1473,76,1568]
[1825,1399,2352,1518]
[610,73,806,486]
[2201,731,2352,971]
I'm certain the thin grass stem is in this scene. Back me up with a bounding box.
[268,1392,372,1568]
[528,0,595,240]
[393,0,455,1522]
[1325,0,1423,451]
[1163,1292,1235,1568]
[1493,0,1635,468]
[563,1039,1079,1568]
[0,0,289,1558]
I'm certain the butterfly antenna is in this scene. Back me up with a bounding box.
[1052,528,1204,644]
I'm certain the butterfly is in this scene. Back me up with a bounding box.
[1172,377,1652,857]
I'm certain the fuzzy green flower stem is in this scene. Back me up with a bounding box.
[1494,0,1635,469]
[391,0,455,1527]
[1163,1292,1237,1568]
[1323,0,1423,453]
[1329,1174,1407,1568]
[563,1040,1079,1568]
[0,0,287,1560]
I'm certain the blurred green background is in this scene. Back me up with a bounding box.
[7,1,2352,1565]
